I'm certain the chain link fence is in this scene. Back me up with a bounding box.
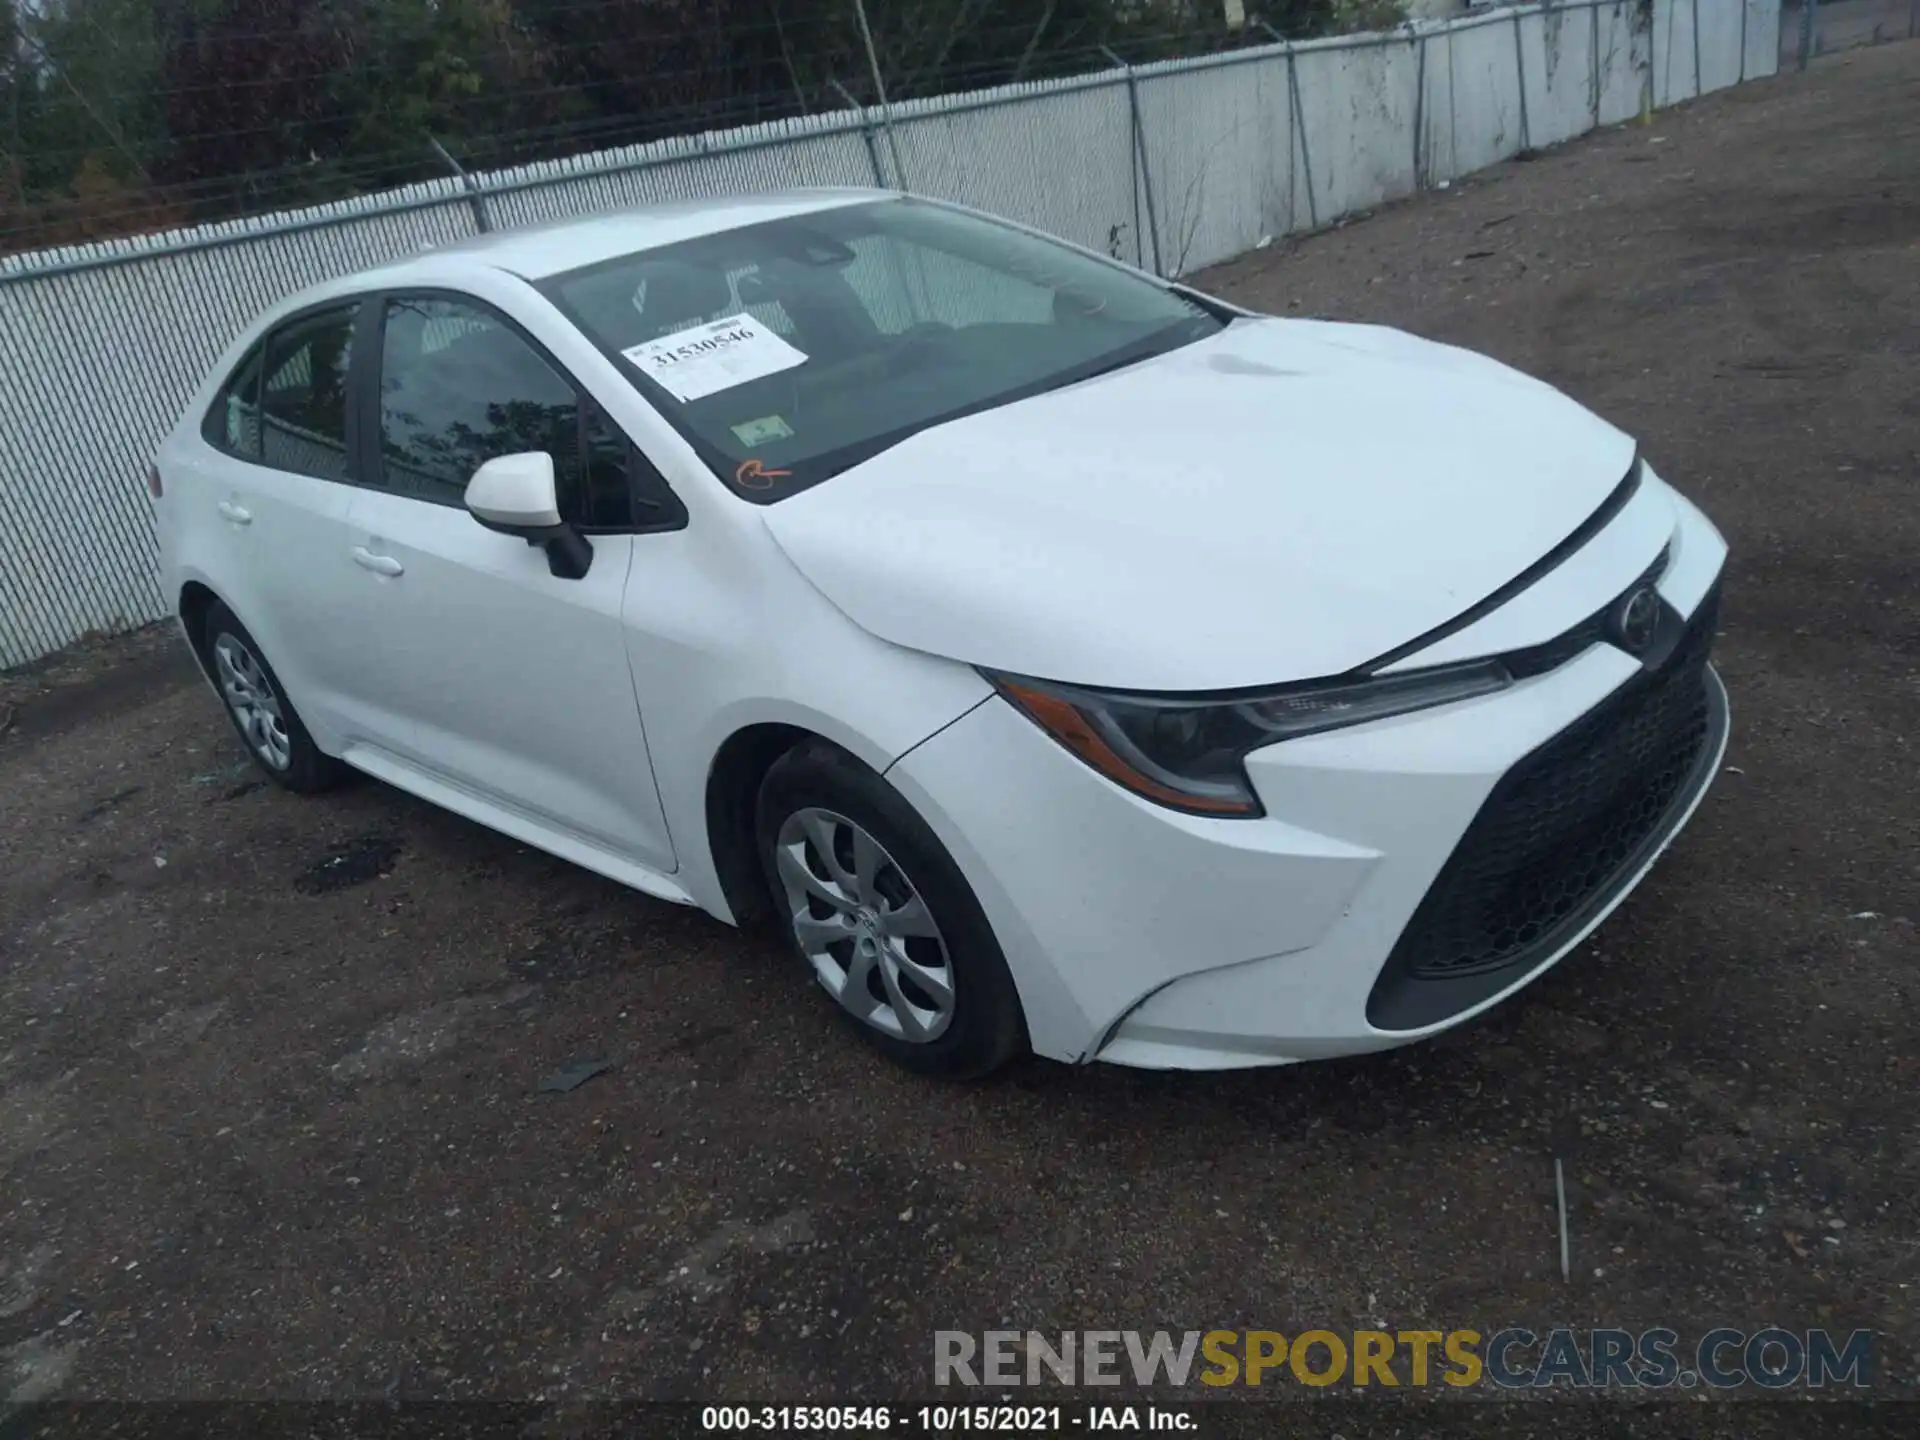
[0,0,1782,670]
[1784,0,1917,67]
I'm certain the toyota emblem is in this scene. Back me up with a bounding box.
[1610,585,1663,655]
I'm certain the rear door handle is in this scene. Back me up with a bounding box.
[350,546,404,577]
[216,501,252,525]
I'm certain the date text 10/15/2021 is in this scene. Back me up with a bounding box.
[701,1407,1193,1432]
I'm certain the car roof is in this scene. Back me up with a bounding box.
[432,186,887,277]
[288,187,891,313]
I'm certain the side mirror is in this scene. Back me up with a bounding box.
[464,452,592,580]
[467,451,560,529]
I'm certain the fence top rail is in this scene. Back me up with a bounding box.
[0,0,1636,290]
[0,113,882,287]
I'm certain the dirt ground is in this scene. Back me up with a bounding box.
[2,41,1916,1423]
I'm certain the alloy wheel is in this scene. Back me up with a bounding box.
[212,632,291,771]
[773,807,956,1043]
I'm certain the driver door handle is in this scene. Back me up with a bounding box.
[216,500,251,525]
[350,546,404,577]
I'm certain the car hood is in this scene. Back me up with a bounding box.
[761,317,1637,692]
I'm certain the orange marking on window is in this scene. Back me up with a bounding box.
[735,459,792,489]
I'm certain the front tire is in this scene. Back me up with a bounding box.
[201,601,345,794]
[755,740,1025,1079]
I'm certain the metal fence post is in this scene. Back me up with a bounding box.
[1739,0,1748,83]
[1648,0,1658,112]
[1121,77,1145,266]
[830,79,891,187]
[852,0,908,191]
[1591,3,1603,127]
[1259,21,1318,232]
[1511,9,1533,152]
[428,135,491,233]
[1799,0,1817,69]
[1284,45,1319,229]
[1281,33,1298,232]
[1412,30,1428,191]
[1691,0,1702,97]
[1101,47,1163,276]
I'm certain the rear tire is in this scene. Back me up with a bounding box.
[200,601,346,794]
[756,740,1025,1079]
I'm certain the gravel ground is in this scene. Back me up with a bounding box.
[2,42,1916,1423]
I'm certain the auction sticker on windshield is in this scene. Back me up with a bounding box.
[621,314,808,402]
[730,414,795,446]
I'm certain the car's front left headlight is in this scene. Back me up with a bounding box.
[987,660,1513,818]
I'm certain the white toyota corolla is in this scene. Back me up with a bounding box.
[152,188,1729,1078]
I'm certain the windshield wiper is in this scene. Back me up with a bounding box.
[1063,318,1216,388]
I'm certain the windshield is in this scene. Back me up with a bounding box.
[540,198,1226,501]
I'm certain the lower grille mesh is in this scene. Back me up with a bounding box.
[1389,594,1719,981]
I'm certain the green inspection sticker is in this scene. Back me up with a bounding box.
[730,414,795,446]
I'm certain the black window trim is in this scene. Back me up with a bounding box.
[361,286,688,536]
[201,297,366,483]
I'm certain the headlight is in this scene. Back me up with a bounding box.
[988,660,1512,818]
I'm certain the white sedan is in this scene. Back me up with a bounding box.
[152,187,1729,1078]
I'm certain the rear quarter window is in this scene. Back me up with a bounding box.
[202,342,265,458]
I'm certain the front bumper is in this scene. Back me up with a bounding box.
[884,477,1730,1069]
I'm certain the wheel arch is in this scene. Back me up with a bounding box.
[177,579,225,680]
[703,721,813,930]
[696,691,962,929]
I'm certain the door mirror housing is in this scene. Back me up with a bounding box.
[466,451,561,529]
[464,452,592,579]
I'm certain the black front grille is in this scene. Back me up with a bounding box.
[1367,588,1721,1025]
